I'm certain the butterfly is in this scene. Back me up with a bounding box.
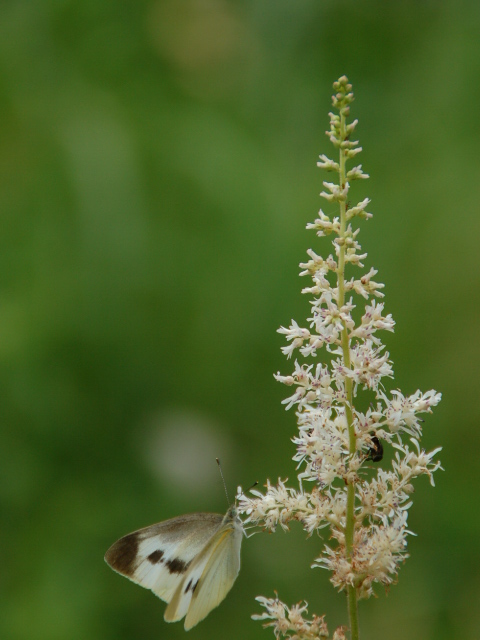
[104,504,244,630]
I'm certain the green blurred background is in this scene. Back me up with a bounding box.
[0,1,478,639]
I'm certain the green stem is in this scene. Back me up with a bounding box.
[337,109,359,640]
[347,584,360,640]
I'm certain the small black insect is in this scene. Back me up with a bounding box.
[366,436,384,462]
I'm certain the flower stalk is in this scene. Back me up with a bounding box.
[336,88,359,640]
[237,76,442,640]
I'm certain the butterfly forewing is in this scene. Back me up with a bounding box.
[105,513,224,603]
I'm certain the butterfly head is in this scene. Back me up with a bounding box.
[223,504,244,532]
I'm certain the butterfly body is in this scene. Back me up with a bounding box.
[105,505,243,629]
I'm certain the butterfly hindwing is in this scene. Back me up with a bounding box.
[163,530,223,624]
[164,508,243,629]
[185,521,242,629]
[104,513,224,603]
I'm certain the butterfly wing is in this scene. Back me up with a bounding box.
[165,510,243,629]
[185,522,243,629]
[105,513,224,604]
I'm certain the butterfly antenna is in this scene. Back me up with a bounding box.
[216,458,230,505]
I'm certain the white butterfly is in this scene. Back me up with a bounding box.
[104,504,244,630]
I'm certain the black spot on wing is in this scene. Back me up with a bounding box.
[147,549,164,564]
[105,532,140,577]
[184,578,200,594]
[166,557,191,574]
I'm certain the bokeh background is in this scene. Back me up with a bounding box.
[0,1,478,639]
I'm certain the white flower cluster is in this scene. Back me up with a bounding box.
[313,515,410,599]
[237,77,442,633]
[253,594,347,640]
